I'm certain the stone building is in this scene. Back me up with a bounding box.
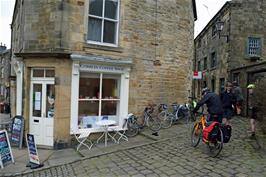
[11,0,197,148]
[194,0,266,115]
[0,44,11,113]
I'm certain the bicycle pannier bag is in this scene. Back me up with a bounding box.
[203,121,219,143]
[220,124,232,143]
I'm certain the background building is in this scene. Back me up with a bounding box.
[0,44,11,113]
[11,0,197,148]
[194,0,266,115]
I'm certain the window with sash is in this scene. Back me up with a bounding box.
[87,0,120,46]
[247,37,261,56]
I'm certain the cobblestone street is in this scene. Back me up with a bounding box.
[11,118,266,177]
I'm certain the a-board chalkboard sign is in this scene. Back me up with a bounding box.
[11,116,24,149]
[26,134,40,165]
[0,130,14,168]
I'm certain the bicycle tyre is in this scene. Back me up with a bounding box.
[125,120,139,137]
[147,116,161,132]
[191,122,202,147]
[208,127,224,158]
[158,111,173,129]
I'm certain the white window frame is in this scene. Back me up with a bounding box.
[78,73,121,118]
[70,62,130,133]
[87,0,120,47]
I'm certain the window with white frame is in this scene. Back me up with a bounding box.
[78,72,120,129]
[87,0,119,46]
[247,37,261,56]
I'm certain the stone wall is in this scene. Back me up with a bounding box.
[12,0,195,144]
[23,57,72,142]
[230,0,266,69]
[13,0,195,114]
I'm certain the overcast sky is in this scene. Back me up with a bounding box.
[0,0,230,49]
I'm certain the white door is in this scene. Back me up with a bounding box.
[30,81,55,146]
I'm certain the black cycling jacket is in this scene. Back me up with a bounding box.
[193,91,223,115]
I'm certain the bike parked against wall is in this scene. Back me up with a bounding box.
[125,105,161,137]
[157,103,191,129]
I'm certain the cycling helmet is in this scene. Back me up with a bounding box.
[201,87,210,95]
[247,84,255,89]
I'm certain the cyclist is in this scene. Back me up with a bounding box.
[193,88,223,123]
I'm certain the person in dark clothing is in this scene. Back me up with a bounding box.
[193,88,223,123]
[232,81,244,115]
[220,82,236,125]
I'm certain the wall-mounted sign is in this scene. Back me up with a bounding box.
[80,64,124,73]
[0,130,14,169]
[11,116,24,149]
[193,71,202,79]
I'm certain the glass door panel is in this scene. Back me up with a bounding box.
[32,84,42,117]
[46,84,55,118]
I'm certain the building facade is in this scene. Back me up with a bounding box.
[194,0,266,115]
[11,0,197,148]
[0,44,11,113]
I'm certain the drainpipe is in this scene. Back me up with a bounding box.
[13,58,23,116]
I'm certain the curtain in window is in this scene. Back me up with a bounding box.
[88,17,102,42]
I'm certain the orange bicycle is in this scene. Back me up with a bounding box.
[191,111,224,157]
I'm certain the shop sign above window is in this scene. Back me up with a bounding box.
[80,64,124,73]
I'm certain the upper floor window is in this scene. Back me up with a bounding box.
[197,60,201,71]
[203,57,207,70]
[247,37,261,56]
[87,0,119,46]
[210,52,216,68]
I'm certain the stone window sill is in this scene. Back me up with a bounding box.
[83,43,124,53]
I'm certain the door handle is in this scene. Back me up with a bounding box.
[34,119,39,123]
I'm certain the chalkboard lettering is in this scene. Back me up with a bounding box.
[11,116,24,148]
[26,134,40,165]
[0,130,14,168]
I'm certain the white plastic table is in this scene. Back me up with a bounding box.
[96,120,116,147]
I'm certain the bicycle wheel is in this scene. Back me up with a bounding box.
[191,122,202,147]
[125,120,139,137]
[147,116,161,132]
[208,127,224,158]
[158,111,173,129]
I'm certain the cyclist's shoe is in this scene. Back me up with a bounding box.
[152,132,159,136]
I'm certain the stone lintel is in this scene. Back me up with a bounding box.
[71,54,133,66]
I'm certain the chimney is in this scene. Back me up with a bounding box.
[0,43,7,52]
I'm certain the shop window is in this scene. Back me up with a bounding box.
[87,0,119,46]
[78,73,120,129]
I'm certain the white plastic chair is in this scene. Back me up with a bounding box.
[72,129,94,151]
[108,115,132,143]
